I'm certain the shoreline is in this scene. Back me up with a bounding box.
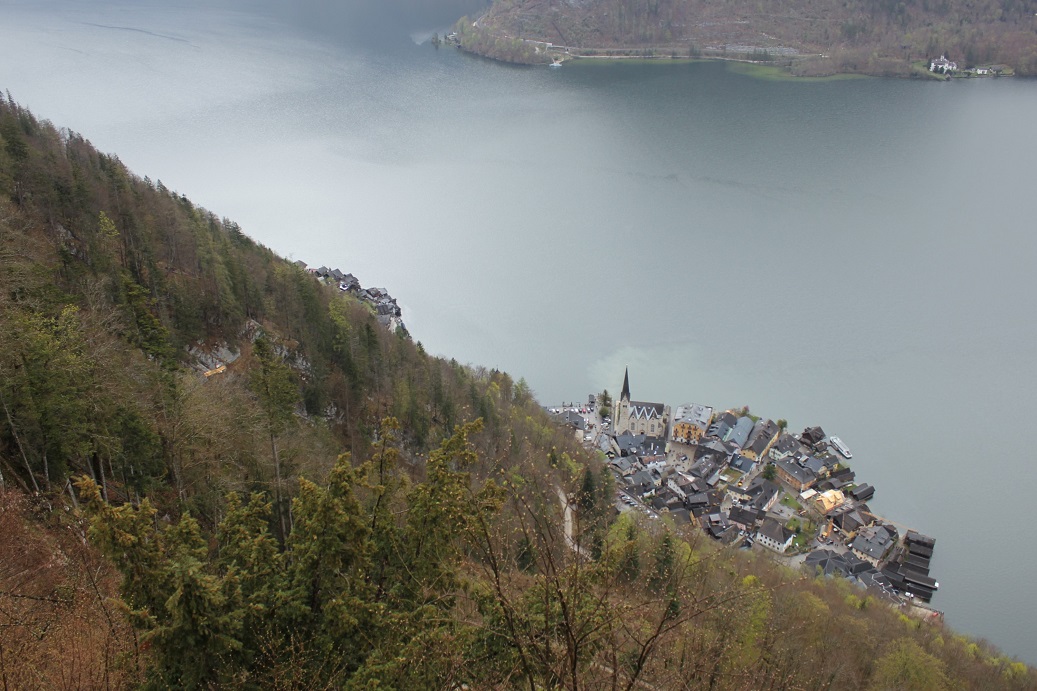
[448,25,1016,81]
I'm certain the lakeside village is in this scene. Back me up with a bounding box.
[549,368,941,618]
[186,262,406,377]
[303,263,407,334]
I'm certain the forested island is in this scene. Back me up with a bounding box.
[1,95,1035,688]
[452,0,1037,76]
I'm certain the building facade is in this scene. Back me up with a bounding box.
[671,403,713,444]
[614,368,671,438]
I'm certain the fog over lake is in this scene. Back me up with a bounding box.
[3,0,1037,664]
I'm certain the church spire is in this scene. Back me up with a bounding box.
[621,367,630,402]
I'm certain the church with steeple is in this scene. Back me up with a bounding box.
[613,368,671,439]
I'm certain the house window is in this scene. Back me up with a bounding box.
[650,424,655,433]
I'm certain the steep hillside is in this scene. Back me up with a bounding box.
[457,0,1037,75]
[1,96,1035,688]
[0,94,570,514]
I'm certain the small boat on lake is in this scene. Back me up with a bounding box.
[829,436,852,459]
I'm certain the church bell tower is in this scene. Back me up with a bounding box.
[615,367,631,431]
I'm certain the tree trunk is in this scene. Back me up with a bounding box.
[65,478,79,509]
[91,452,109,503]
[41,449,50,492]
[0,388,40,494]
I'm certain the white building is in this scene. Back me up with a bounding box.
[930,55,958,73]
[756,517,794,553]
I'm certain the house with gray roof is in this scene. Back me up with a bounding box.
[566,410,586,430]
[746,478,781,512]
[672,403,714,443]
[610,457,638,477]
[756,517,794,553]
[800,426,826,451]
[830,467,856,483]
[547,409,581,429]
[881,531,939,602]
[666,473,697,501]
[816,477,847,492]
[689,456,721,480]
[686,492,711,515]
[743,419,779,459]
[613,431,647,456]
[706,412,736,441]
[850,524,898,565]
[730,454,755,475]
[728,505,763,531]
[702,511,740,541]
[743,435,771,461]
[805,549,874,580]
[728,416,754,449]
[629,470,657,492]
[802,456,826,477]
[775,458,818,492]
[340,273,360,291]
[652,489,684,513]
[769,433,802,461]
[695,438,731,460]
[848,483,875,502]
[830,505,872,535]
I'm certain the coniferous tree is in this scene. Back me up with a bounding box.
[146,513,243,689]
[214,492,285,669]
[282,452,374,676]
[249,335,299,540]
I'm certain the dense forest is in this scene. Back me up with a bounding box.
[1,95,1036,688]
[458,0,1037,76]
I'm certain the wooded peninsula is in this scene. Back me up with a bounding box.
[451,0,1037,76]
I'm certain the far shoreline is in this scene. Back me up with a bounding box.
[447,24,1014,82]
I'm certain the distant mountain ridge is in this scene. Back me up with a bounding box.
[457,0,1037,75]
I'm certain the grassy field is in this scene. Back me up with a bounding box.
[727,61,871,82]
[564,54,875,81]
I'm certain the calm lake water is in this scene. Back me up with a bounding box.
[4,0,1037,664]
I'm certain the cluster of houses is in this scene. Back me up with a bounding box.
[556,369,940,605]
[295,261,407,333]
[928,55,1008,76]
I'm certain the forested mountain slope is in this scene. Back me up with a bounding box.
[1,96,1035,688]
[458,0,1037,75]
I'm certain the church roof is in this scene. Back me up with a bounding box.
[621,367,630,401]
[629,401,666,420]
